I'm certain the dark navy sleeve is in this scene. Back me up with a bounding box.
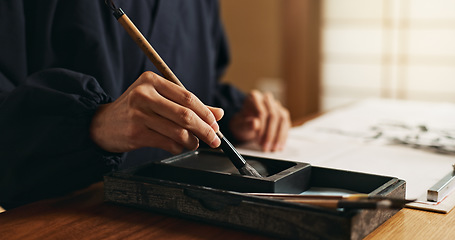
[0,1,123,209]
[0,0,246,209]
[0,70,123,209]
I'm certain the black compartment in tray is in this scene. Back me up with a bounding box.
[104,149,406,240]
[134,150,312,193]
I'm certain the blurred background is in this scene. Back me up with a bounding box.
[220,0,455,121]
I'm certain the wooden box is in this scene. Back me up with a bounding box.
[104,149,406,240]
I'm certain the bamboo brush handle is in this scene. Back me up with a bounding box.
[117,13,185,89]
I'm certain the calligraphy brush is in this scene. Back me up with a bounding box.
[248,193,415,209]
[104,1,262,178]
[284,198,414,209]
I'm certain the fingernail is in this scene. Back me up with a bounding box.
[211,135,221,148]
[190,142,200,151]
[210,121,220,132]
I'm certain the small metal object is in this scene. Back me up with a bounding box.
[427,164,455,202]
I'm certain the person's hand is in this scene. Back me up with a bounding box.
[89,71,224,154]
[229,90,291,152]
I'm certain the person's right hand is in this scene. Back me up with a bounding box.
[89,71,224,154]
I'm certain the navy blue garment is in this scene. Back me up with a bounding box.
[0,0,245,209]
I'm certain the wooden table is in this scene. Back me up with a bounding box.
[2,113,455,239]
[0,181,454,240]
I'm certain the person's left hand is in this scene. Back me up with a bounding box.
[229,90,291,152]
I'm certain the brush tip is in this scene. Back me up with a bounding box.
[239,163,263,178]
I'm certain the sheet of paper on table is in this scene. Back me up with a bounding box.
[238,98,455,213]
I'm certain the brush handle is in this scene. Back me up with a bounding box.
[282,199,411,209]
[216,132,246,169]
[114,8,184,88]
[112,7,260,177]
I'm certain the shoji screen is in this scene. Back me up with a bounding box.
[322,0,455,110]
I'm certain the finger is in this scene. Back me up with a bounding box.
[122,112,186,154]
[207,106,224,122]
[152,76,220,131]
[260,93,279,152]
[148,98,220,148]
[232,116,261,141]
[130,74,220,148]
[139,110,200,151]
[242,117,261,132]
[247,90,268,141]
[271,106,291,151]
[135,128,185,155]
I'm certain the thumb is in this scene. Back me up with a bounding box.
[242,117,261,132]
[231,116,261,142]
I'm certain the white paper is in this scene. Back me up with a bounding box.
[238,98,455,212]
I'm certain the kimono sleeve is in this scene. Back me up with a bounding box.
[0,69,123,209]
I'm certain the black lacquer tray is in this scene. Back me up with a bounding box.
[104,149,406,240]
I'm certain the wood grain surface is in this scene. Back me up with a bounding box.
[0,182,271,240]
[366,207,455,240]
[0,182,453,240]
